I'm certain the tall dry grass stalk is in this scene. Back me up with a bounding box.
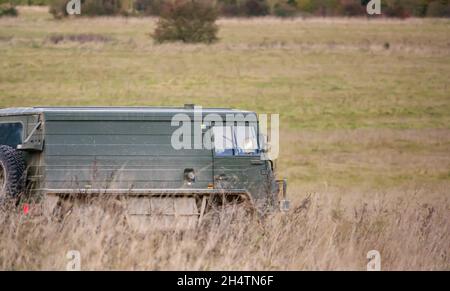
[0,189,448,270]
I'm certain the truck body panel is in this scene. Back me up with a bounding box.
[0,106,287,218]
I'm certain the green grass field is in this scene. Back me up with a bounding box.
[2,7,449,196]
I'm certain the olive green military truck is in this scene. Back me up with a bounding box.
[0,106,288,226]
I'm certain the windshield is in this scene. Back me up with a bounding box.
[213,126,234,155]
[213,125,259,156]
[235,125,258,155]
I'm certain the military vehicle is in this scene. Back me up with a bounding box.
[0,106,288,225]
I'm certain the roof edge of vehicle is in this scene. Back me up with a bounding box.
[0,106,257,117]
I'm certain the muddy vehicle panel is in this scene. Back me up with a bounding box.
[0,106,288,224]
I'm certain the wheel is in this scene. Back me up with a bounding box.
[0,145,26,202]
[200,197,254,227]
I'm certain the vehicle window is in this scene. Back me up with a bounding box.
[0,122,23,147]
[235,125,258,155]
[213,126,234,156]
[213,125,259,156]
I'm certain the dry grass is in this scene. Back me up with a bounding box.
[0,188,448,271]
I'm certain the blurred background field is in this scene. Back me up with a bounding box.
[0,7,449,270]
[1,7,449,195]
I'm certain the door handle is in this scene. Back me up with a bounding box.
[250,160,264,165]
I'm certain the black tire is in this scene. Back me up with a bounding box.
[0,145,26,202]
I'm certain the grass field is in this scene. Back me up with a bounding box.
[0,7,449,270]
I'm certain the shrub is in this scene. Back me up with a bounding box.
[152,0,219,44]
[273,1,298,18]
[426,1,450,17]
[49,0,68,19]
[82,0,123,16]
[134,0,164,15]
[217,0,241,16]
[243,0,269,16]
[217,0,270,17]
[383,0,417,18]
[0,3,18,17]
[14,0,51,5]
[339,2,365,16]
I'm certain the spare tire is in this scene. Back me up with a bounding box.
[0,145,26,201]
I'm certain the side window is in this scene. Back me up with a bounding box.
[0,122,23,147]
[235,125,258,155]
[213,126,234,156]
[213,125,259,156]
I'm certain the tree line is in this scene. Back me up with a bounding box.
[1,0,449,18]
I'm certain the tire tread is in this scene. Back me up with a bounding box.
[0,145,26,198]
